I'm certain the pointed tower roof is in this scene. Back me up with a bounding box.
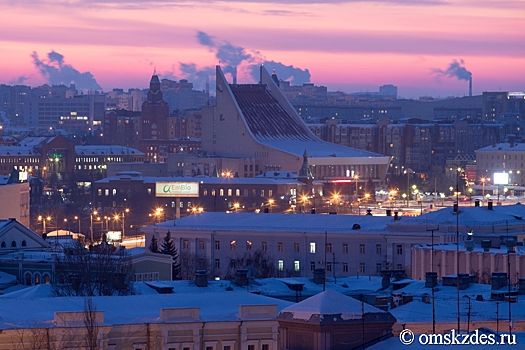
[298,149,313,179]
[211,165,219,178]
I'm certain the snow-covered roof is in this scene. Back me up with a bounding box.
[155,212,394,233]
[476,143,525,152]
[75,145,144,156]
[229,83,386,159]
[389,203,525,229]
[0,146,40,156]
[279,289,385,321]
[0,285,292,329]
[96,175,304,185]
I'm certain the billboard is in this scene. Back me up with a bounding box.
[493,172,509,185]
[156,182,199,197]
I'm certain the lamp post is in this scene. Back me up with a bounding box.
[301,195,308,213]
[74,216,80,234]
[468,188,473,205]
[354,174,359,199]
[38,215,51,235]
[364,193,370,207]
[268,199,275,213]
[333,193,339,213]
[90,210,98,243]
[122,208,129,239]
[402,193,407,207]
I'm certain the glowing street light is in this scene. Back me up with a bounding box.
[122,208,129,239]
[268,199,275,213]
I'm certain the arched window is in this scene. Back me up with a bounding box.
[43,274,51,284]
[25,272,32,285]
[21,240,27,247]
[34,273,41,285]
[1,241,5,248]
[11,241,16,248]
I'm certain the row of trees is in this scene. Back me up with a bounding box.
[149,231,181,279]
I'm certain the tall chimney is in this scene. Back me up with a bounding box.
[469,76,472,97]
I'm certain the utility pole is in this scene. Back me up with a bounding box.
[456,167,461,333]
[426,224,439,334]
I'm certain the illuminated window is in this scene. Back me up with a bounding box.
[294,260,300,271]
[246,241,252,250]
[310,242,316,253]
[230,240,236,251]
[219,189,224,196]
[278,260,284,271]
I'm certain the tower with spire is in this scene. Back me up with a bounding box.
[142,72,169,140]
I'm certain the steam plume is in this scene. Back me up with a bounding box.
[434,59,472,81]
[31,50,102,91]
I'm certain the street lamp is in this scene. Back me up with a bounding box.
[90,210,98,243]
[333,193,340,213]
[38,215,51,235]
[354,174,359,199]
[402,193,407,207]
[268,199,275,213]
[74,216,80,234]
[364,193,370,206]
[301,195,308,213]
[122,208,129,239]
[113,214,119,231]
[468,188,473,204]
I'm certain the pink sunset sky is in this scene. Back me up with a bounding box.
[1,0,524,98]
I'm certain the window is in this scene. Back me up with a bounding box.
[227,189,232,196]
[105,189,109,196]
[326,262,332,272]
[183,240,189,249]
[230,240,236,250]
[243,189,248,197]
[376,263,382,274]
[342,262,348,272]
[278,242,283,252]
[310,242,316,253]
[21,240,26,247]
[11,241,16,248]
[294,242,300,252]
[230,259,236,269]
[219,189,224,196]
[262,241,267,251]
[235,189,240,196]
[326,243,332,253]
[278,260,284,271]
[359,244,365,254]
[397,244,403,255]
[310,261,316,270]
[211,189,216,196]
[262,345,270,350]
[147,188,152,195]
[204,189,208,196]
[215,240,220,250]
[246,240,252,250]
[343,243,348,254]
[112,188,117,196]
[360,263,365,273]
[397,264,403,270]
[261,190,265,197]
[224,347,231,350]
[294,260,300,271]
[0,241,5,248]
[376,244,382,254]
[215,259,220,269]
[199,239,205,250]
[268,190,273,197]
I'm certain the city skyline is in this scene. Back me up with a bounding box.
[1,0,524,98]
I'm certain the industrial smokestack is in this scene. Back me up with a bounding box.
[469,76,472,97]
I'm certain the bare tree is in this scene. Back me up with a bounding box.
[52,240,134,296]
[12,326,53,350]
[180,251,210,280]
[225,249,276,279]
[84,297,100,350]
